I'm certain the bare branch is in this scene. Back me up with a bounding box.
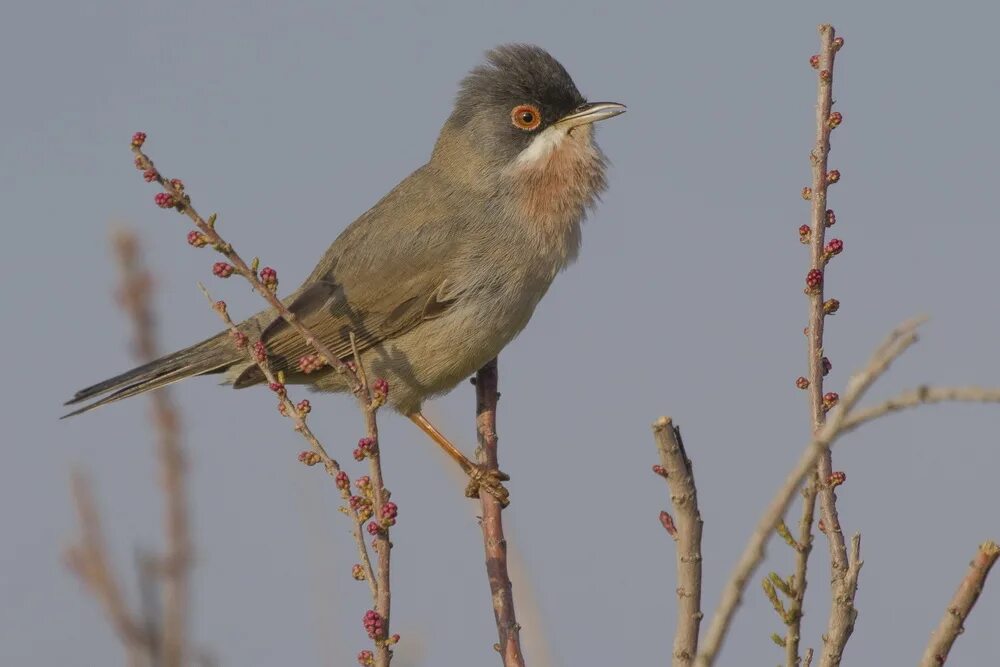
[652,417,704,666]
[474,359,525,667]
[112,230,191,667]
[66,470,151,667]
[840,386,1000,434]
[797,23,859,667]
[785,482,817,666]
[695,317,923,667]
[919,541,1000,667]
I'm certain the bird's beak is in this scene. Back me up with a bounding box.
[555,102,627,129]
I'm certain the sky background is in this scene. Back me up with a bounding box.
[2,1,999,665]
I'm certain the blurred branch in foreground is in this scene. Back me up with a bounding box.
[66,230,194,667]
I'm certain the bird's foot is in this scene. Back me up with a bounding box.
[464,464,511,507]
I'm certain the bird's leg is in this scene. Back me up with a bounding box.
[407,412,510,506]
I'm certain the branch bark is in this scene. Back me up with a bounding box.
[841,386,1000,432]
[474,359,525,667]
[919,541,1000,666]
[652,417,704,666]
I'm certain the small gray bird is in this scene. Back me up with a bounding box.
[65,44,625,501]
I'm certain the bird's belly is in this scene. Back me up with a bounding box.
[362,286,542,413]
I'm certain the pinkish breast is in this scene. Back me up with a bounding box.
[507,124,608,261]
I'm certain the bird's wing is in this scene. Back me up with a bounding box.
[232,164,468,387]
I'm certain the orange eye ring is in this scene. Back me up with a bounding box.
[511,104,542,131]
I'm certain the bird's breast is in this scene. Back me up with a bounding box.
[505,124,608,266]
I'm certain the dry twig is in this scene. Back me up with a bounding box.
[696,314,1000,666]
[112,231,192,667]
[840,386,1000,433]
[198,286,380,601]
[799,23,858,667]
[66,231,198,667]
[652,417,704,666]
[694,318,922,666]
[919,541,1000,666]
[785,483,817,667]
[66,471,151,667]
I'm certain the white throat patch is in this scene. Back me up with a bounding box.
[513,124,567,167]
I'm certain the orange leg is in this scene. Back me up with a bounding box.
[408,412,510,505]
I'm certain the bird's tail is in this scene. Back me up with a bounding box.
[62,332,237,418]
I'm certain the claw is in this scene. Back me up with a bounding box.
[464,464,511,507]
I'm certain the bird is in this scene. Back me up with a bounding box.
[64,44,625,503]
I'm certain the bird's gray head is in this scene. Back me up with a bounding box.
[435,44,625,174]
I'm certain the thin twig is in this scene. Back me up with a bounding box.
[133,144,357,384]
[197,285,380,601]
[112,231,191,667]
[474,359,525,667]
[799,23,858,667]
[652,417,704,666]
[919,541,1000,666]
[350,333,394,667]
[66,471,151,667]
[136,142,393,660]
[695,318,923,667]
[785,483,817,666]
[840,386,1000,433]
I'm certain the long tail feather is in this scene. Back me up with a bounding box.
[62,333,235,418]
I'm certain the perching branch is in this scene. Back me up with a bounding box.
[474,359,525,667]
[919,541,1000,666]
[652,417,704,666]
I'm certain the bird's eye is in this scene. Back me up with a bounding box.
[510,104,542,131]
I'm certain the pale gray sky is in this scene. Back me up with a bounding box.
[3,1,999,665]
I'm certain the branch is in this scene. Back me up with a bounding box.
[840,386,1000,433]
[474,359,525,667]
[799,24,858,666]
[652,417,704,666]
[198,287,381,604]
[66,470,151,667]
[785,482,817,666]
[132,134,395,664]
[112,231,191,667]
[131,140,357,384]
[695,317,923,667]
[919,540,1000,666]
